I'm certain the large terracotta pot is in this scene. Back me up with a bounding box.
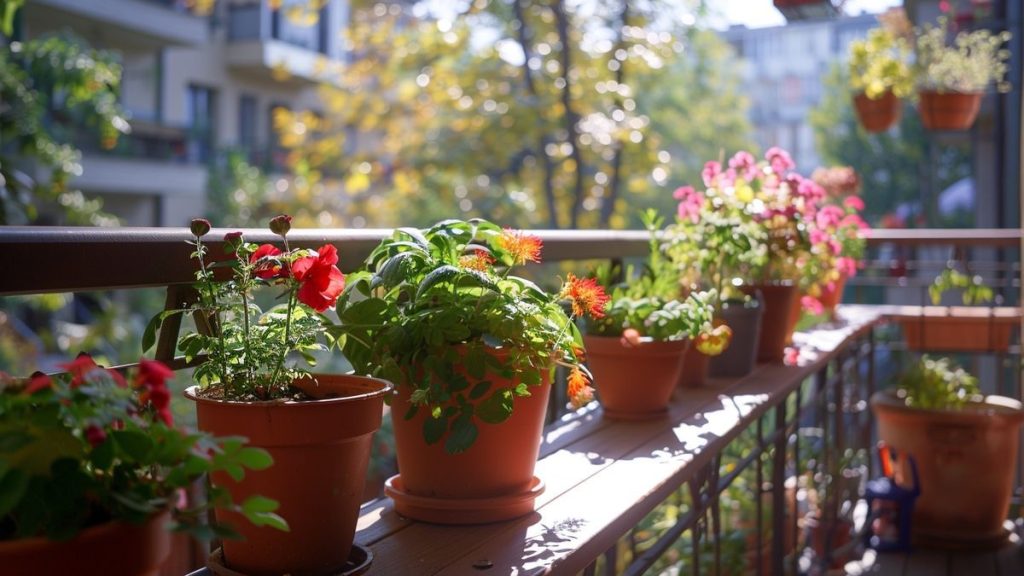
[742,282,799,362]
[709,297,764,378]
[0,510,171,576]
[871,390,1024,547]
[853,91,901,132]
[678,344,710,388]
[585,335,687,419]
[386,369,551,524]
[918,91,982,131]
[188,374,391,575]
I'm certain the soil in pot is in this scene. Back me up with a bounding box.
[188,374,391,576]
[584,335,687,419]
[386,370,551,525]
[0,510,171,576]
[853,91,901,132]
[709,297,763,379]
[871,391,1024,548]
[741,282,798,363]
[918,91,982,131]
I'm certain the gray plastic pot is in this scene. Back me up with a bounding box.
[709,295,763,378]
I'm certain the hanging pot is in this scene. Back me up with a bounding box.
[0,510,171,576]
[742,282,799,362]
[188,374,391,576]
[918,91,982,131]
[709,296,764,378]
[585,335,687,419]
[853,91,901,132]
[385,361,551,525]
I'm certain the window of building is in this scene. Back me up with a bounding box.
[186,85,217,164]
[239,94,258,151]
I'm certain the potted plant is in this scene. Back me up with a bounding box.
[584,210,723,414]
[664,180,768,381]
[334,218,607,524]
[807,166,869,319]
[148,216,391,574]
[871,356,1024,547]
[0,356,282,576]
[847,27,914,132]
[913,15,1011,130]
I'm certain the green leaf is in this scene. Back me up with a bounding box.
[444,413,478,455]
[248,511,290,532]
[376,251,422,288]
[235,447,274,471]
[477,389,514,424]
[519,370,541,386]
[89,437,115,469]
[422,411,448,445]
[415,265,462,300]
[469,380,491,400]
[242,495,280,515]
[0,469,29,517]
[465,349,487,380]
[397,227,430,247]
[142,309,182,354]
[112,430,154,462]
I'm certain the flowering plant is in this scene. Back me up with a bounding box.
[587,210,726,354]
[848,27,914,100]
[806,166,870,311]
[0,356,285,542]
[334,218,607,454]
[914,16,1011,93]
[144,215,345,401]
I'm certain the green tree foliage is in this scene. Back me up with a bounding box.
[809,66,970,226]
[0,27,128,225]
[276,0,753,229]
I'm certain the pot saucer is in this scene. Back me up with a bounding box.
[601,406,669,421]
[385,474,545,524]
[206,543,372,576]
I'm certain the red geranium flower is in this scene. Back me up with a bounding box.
[292,245,346,312]
[60,355,98,388]
[135,359,175,425]
[250,244,285,280]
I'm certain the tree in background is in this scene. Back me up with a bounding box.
[809,66,970,227]
[275,0,753,229]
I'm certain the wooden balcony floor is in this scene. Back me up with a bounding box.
[844,532,1024,575]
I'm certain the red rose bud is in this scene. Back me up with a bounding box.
[190,218,211,237]
[85,424,107,448]
[269,214,292,237]
[223,231,244,253]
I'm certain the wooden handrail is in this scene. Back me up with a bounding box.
[0,226,1018,296]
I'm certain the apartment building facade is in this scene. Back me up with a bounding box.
[20,0,346,226]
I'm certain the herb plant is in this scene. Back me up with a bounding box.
[0,356,285,542]
[896,356,979,410]
[334,218,607,454]
[144,216,345,401]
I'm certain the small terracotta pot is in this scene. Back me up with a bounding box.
[853,91,901,132]
[387,369,551,524]
[678,344,710,388]
[709,298,763,378]
[0,510,171,576]
[871,390,1024,547]
[918,91,982,131]
[188,374,391,575]
[584,335,687,419]
[817,275,847,319]
[742,282,799,362]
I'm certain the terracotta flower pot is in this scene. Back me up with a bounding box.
[709,298,764,379]
[897,313,1015,353]
[871,390,1024,548]
[853,91,901,133]
[817,275,847,320]
[742,282,799,363]
[918,91,982,131]
[386,369,551,524]
[584,335,687,419]
[188,374,391,575]
[678,344,710,388]
[0,510,171,576]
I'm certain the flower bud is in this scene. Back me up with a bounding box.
[190,218,211,237]
[269,214,292,237]
[224,231,244,253]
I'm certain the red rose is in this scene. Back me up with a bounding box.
[25,372,52,395]
[250,244,285,280]
[291,245,345,312]
[60,354,98,388]
[135,359,175,426]
[84,424,107,448]
[269,214,292,237]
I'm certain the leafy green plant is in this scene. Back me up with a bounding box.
[333,218,607,454]
[145,216,345,401]
[0,356,285,542]
[915,16,1011,93]
[896,356,980,410]
[928,267,993,305]
[848,27,914,99]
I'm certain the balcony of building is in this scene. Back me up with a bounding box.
[23,0,208,49]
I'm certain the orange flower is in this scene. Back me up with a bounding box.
[560,273,610,319]
[458,249,495,272]
[567,366,594,409]
[497,228,543,265]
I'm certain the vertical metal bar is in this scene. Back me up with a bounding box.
[791,383,803,575]
[710,455,722,576]
[772,402,786,576]
[689,477,701,576]
[756,416,764,576]
[867,328,876,479]
[603,543,617,576]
